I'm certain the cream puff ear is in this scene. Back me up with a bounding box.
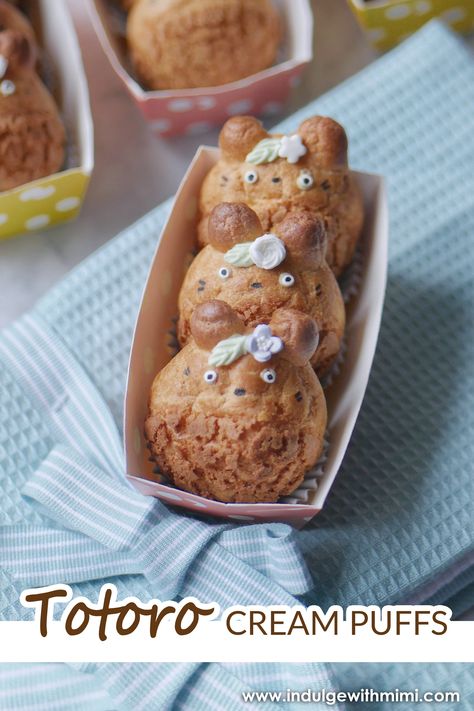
[219,116,269,162]
[298,116,348,168]
[208,202,263,252]
[0,1,36,46]
[191,300,245,351]
[270,309,319,367]
[276,212,327,269]
[0,30,36,72]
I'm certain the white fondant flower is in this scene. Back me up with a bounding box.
[0,55,8,79]
[248,234,286,270]
[246,325,283,363]
[278,134,307,164]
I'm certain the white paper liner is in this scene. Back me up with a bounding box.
[320,245,364,389]
[21,4,80,172]
[340,244,364,305]
[280,434,329,504]
[320,335,348,391]
[106,2,127,37]
[44,57,79,170]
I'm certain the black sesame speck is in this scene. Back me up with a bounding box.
[184,367,190,376]
[295,391,303,402]
[234,388,246,397]
[315,283,322,296]
[272,177,281,183]
[197,287,205,292]
[251,282,263,289]
[321,180,330,191]
[198,279,206,285]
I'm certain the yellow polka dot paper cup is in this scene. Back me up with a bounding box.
[348,0,474,50]
[88,0,313,138]
[0,0,94,241]
[123,146,389,527]
[0,171,91,241]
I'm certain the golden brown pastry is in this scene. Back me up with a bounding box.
[116,0,136,11]
[198,115,365,276]
[145,300,327,503]
[178,202,345,376]
[126,0,281,90]
[0,30,65,191]
[0,1,36,46]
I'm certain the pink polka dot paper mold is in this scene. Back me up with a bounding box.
[87,0,313,138]
[124,147,389,528]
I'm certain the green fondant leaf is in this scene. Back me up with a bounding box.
[209,334,248,367]
[224,242,254,267]
[245,138,282,165]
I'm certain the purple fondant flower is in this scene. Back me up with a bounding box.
[246,325,283,363]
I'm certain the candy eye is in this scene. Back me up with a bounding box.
[279,272,295,287]
[260,368,277,384]
[204,370,218,384]
[0,80,15,96]
[218,266,232,280]
[244,169,259,184]
[296,171,314,190]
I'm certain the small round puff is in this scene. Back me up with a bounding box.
[126,0,281,90]
[178,203,345,375]
[198,115,365,276]
[145,301,327,503]
[0,29,65,191]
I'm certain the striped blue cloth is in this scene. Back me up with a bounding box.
[0,19,474,710]
[0,664,114,710]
